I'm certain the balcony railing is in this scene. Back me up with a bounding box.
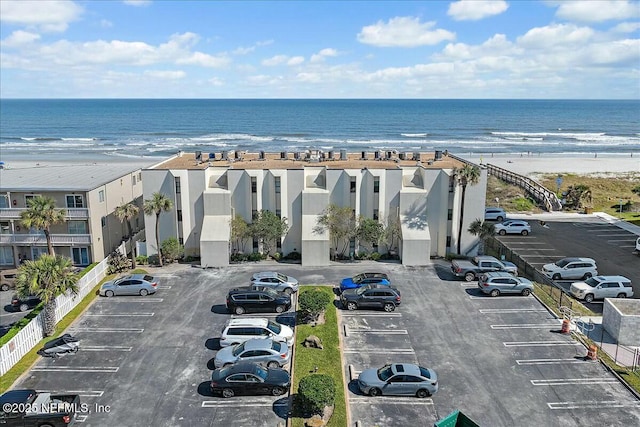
[0,234,91,245]
[0,208,90,220]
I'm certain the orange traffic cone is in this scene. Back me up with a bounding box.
[561,319,571,334]
[586,345,598,361]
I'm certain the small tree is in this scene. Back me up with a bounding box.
[467,219,495,255]
[298,288,332,322]
[15,255,79,336]
[356,216,384,252]
[114,202,140,269]
[250,210,289,256]
[298,374,336,416]
[632,185,640,197]
[314,204,356,257]
[108,250,130,274]
[20,196,66,256]
[161,237,184,263]
[453,165,481,255]
[564,185,592,210]
[382,211,402,253]
[230,215,251,253]
[143,192,173,267]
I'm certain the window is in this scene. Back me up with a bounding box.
[275,177,281,194]
[447,209,453,220]
[251,177,257,193]
[253,238,259,252]
[98,190,105,203]
[252,209,257,219]
[133,175,137,185]
[177,210,183,221]
[373,209,379,220]
[0,246,14,265]
[175,177,181,194]
[0,221,10,234]
[72,247,89,265]
[449,177,455,193]
[374,178,380,193]
[66,195,85,208]
[68,221,87,234]
[138,172,142,181]
[25,194,41,205]
[179,237,184,245]
[446,236,452,247]
[350,178,356,193]
[276,209,281,218]
[0,195,8,208]
[101,217,106,227]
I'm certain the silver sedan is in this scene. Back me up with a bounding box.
[214,338,290,369]
[99,274,158,297]
[358,363,438,398]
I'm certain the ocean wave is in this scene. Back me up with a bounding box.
[401,133,428,137]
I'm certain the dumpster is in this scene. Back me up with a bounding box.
[434,410,480,427]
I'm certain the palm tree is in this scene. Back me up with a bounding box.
[20,196,66,256]
[15,255,79,336]
[454,164,481,254]
[468,219,495,255]
[115,202,140,269]
[143,192,174,267]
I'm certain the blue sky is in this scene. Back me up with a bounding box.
[1,0,639,99]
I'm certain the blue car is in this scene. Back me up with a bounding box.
[340,272,390,292]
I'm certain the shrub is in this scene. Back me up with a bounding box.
[248,252,265,262]
[513,197,535,211]
[357,251,369,260]
[272,252,282,261]
[230,253,248,263]
[161,237,184,263]
[147,254,161,266]
[285,251,301,260]
[369,252,381,261]
[299,288,332,321]
[298,374,336,416]
[136,255,148,265]
[108,251,129,274]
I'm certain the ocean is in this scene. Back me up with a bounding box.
[0,99,638,161]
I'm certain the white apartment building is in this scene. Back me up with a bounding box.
[141,151,487,267]
[0,162,147,267]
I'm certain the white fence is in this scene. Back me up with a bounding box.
[0,243,123,377]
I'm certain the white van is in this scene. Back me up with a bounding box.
[219,318,294,348]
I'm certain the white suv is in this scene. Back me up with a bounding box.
[494,220,531,236]
[220,318,293,348]
[485,207,506,222]
[542,257,598,280]
[570,276,633,303]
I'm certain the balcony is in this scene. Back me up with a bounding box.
[0,208,90,220]
[0,234,91,245]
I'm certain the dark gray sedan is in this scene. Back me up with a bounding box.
[99,274,158,297]
[358,363,438,398]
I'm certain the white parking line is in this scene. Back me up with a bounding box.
[619,245,636,248]
[343,349,415,354]
[82,346,133,351]
[75,415,88,423]
[349,397,434,405]
[70,327,144,333]
[231,313,295,319]
[491,323,559,329]
[157,286,172,289]
[460,282,478,287]
[85,313,154,317]
[341,312,402,317]
[480,308,548,314]
[504,341,580,347]
[547,401,640,410]
[469,296,533,300]
[596,234,633,237]
[519,255,565,258]
[38,390,104,397]
[345,329,408,334]
[98,298,164,302]
[607,239,637,242]
[201,399,288,408]
[516,359,590,365]
[32,366,119,372]
[503,242,546,245]
[531,378,618,386]
[513,248,558,251]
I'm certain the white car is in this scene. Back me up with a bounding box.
[219,318,294,348]
[543,257,598,281]
[570,276,633,303]
[494,220,531,236]
[251,272,299,295]
[485,207,507,222]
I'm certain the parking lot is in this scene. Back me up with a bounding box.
[9,255,640,427]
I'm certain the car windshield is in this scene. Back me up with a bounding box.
[356,286,370,295]
[584,278,599,288]
[419,367,431,379]
[254,365,268,380]
[262,288,279,297]
[276,273,288,282]
[267,321,281,334]
[555,259,571,267]
[377,365,394,381]
[232,342,246,357]
[352,274,364,283]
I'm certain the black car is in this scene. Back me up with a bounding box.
[226,287,291,315]
[11,294,41,312]
[210,362,290,398]
[340,284,401,312]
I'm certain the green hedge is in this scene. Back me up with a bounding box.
[298,374,336,415]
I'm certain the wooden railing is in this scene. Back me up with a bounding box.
[486,163,562,211]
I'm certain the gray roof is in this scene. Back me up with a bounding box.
[0,161,154,192]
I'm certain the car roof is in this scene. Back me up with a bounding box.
[484,271,514,278]
[591,275,631,282]
[391,363,421,376]
[224,318,270,328]
[0,389,37,404]
[243,339,275,350]
[561,257,595,263]
[220,361,262,375]
[252,272,280,278]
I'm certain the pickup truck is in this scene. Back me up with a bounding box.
[0,389,80,426]
[451,256,518,282]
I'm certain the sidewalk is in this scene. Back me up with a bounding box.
[573,316,640,368]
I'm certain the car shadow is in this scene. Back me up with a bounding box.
[205,338,221,351]
[211,304,230,314]
[347,379,364,395]
[332,287,341,296]
[197,381,215,397]
[207,358,217,371]
[433,264,459,281]
[332,300,345,310]
[275,313,296,327]
[3,304,16,313]
[464,288,485,297]
[273,396,291,419]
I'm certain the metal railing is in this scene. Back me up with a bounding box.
[486,163,562,211]
[0,234,91,245]
[0,207,89,219]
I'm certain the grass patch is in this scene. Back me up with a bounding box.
[533,282,596,317]
[292,286,346,427]
[0,273,116,394]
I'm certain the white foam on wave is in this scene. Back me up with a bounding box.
[401,133,428,137]
[190,133,274,143]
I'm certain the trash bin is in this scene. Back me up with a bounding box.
[585,207,593,214]
[434,410,480,427]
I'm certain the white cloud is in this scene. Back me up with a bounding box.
[123,0,152,6]
[0,0,83,32]
[357,17,455,47]
[517,24,595,49]
[610,22,640,33]
[447,0,509,21]
[232,39,273,55]
[287,56,304,66]
[2,30,41,48]
[552,1,640,23]
[144,70,186,79]
[310,48,339,62]
[262,55,289,66]
[177,51,230,68]
[100,19,113,29]
[208,77,224,86]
